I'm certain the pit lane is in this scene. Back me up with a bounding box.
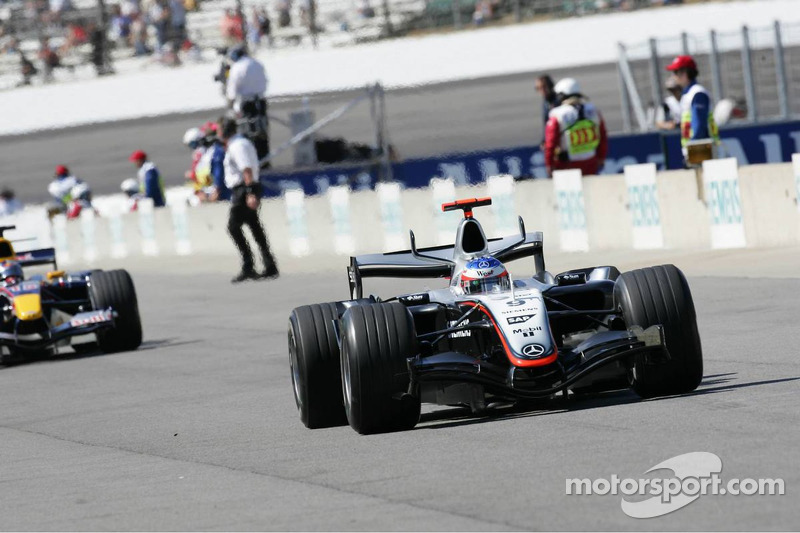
[0,248,798,530]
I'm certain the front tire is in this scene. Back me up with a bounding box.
[340,302,420,435]
[614,264,703,398]
[288,303,347,429]
[88,270,143,353]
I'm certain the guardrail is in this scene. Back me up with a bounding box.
[4,155,799,271]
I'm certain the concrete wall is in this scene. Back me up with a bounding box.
[32,159,800,271]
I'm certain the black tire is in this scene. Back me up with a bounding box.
[288,303,347,429]
[340,302,420,435]
[614,264,703,398]
[88,270,143,353]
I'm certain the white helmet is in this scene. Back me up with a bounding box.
[554,78,581,98]
[121,178,139,196]
[182,127,203,146]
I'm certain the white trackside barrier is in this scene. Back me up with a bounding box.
[377,182,405,252]
[793,154,800,212]
[703,158,747,249]
[553,169,589,252]
[488,174,517,235]
[624,163,664,250]
[328,185,355,255]
[29,159,800,271]
[284,188,310,257]
[431,177,458,245]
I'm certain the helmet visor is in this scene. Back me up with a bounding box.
[461,275,510,295]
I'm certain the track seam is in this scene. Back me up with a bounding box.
[0,423,520,530]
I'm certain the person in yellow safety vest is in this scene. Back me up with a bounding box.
[544,77,608,177]
[665,55,720,163]
[128,150,166,207]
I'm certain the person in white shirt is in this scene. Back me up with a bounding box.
[0,189,23,216]
[219,117,278,283]
[225,45,271,162]
[48,165,82,213]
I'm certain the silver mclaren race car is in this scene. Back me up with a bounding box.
[288,198,702,434]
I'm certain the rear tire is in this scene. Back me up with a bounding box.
[340,302,420,435]
[614,264,703,398]
[288,303,347,429]
[88,270,143,353]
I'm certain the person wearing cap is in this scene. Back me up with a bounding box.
[128,150,166,208]
[218,117,278,283]
[225,45,270,162]
[544,77,608,177]
[665,54,720,160]
[655,78,683,130]
[47,165,84,214]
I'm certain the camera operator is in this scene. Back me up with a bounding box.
[225,45,271,165]
[219,117,279,283]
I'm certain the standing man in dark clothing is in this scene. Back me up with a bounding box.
[535,75,557,144]
[219,118,279,283]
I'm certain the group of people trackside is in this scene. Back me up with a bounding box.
[539,54,717,176]
[47,165,95,219]
[181,122,229,204]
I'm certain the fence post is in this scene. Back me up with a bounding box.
[617,42,648,132]
[709,29,723,104]
[452,0,462,29]
[774,20,790,119]
[681,31,689,55]
[618,44,633,133]
[513,0,521,23]
[741,25,758,122]
[648,38,663,122]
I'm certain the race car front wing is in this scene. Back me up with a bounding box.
[0,308,115,351]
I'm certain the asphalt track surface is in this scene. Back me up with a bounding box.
[0,63,620,204]
[1,253,799,530]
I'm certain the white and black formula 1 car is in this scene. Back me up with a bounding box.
[288,198,702,434]
[0,226,142,365]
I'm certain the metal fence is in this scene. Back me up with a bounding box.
[618,19,800,132]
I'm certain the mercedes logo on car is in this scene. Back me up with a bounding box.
[478,260,491,269]
[521,343,546,357]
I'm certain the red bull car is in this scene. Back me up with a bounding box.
[288,198,703,434]
[0,226,142,365]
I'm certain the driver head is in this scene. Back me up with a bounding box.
[459,256,510,295]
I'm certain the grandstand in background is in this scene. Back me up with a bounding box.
[0,0,726,89]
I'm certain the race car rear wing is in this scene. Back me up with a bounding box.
[348,228,545,299]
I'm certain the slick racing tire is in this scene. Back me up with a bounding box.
[340,302,420,435]
[89,270,143,353]
[614,264,703,398]
[288,303,347,429]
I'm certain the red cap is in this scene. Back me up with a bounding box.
[129,150,147,162]
[55,164,69,177]
[666,55,697,72]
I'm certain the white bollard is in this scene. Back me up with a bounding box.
[80,208,98,262]
[431,177,457,245]
[553,169,589,252]
[487,174,516,236]
[328,185,355,255]
[283,189,310,257]
[170,201,192,256]
[137,198,159,256]
[51,214,71,265]
[702,157,746,249]
[376,182,405,252]
[624,163,664,250]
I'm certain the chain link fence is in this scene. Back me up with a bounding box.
[619,19,800,132]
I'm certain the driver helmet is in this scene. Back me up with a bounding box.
[0,260,23,287]
[460,256,510,295]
